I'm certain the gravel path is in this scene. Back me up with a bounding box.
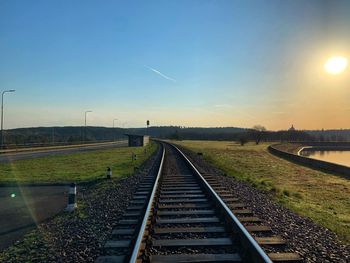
[0,145,161,263]
[179,146,350,263]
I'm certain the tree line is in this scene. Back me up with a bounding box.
[2,125,350,148]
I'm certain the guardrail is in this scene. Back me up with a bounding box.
[0,140,127,155]
[1,139,123,149]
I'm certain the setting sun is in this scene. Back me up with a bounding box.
[324,56,348,75]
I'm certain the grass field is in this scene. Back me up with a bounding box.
[0,143,157,184]
[172,140,350,243]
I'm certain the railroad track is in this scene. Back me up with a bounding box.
[96,142,302,263]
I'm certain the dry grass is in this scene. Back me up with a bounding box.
[173,140,350,243]
[271,142,303,154]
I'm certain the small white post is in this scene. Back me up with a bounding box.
[65,183,77,212]
[107,167,112,179]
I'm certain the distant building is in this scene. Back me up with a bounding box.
[125,134,149,147]
[288,125,296,131]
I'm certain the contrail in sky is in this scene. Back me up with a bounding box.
[145,65,176,82]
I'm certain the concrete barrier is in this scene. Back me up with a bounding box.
[268,144,350,178]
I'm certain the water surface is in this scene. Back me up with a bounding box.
[300,150,350,167]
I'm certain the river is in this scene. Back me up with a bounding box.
[300,149,350,167]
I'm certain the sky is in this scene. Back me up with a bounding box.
[0,0,350,130]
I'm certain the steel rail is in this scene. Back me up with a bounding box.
[129,145,165,263]
[172,144,273,263]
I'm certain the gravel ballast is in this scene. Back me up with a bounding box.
[147,144,237,257]
[179,146,350,263]
[0,145,161,263]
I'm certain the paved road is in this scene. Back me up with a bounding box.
[0,141,127,163]
[0,185,68,250]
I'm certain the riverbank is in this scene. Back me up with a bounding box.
[269,143,350,178]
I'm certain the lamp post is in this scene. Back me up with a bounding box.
[52,127,55,145]
[1,90,15,149]
[113,118,118,141]
[84,110,92,143]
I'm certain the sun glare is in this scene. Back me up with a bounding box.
[324,56,348,75]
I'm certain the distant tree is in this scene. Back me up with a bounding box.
[252,125,266,131]
[318,134,325,142]
[337,134,345,142]
[67,135,81,143]
[252,125,267,144]
[170,130,181,140]
[238,135,248,146]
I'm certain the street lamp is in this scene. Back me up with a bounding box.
[1,90,15,149]
[84,110,92,143]
[113,118,118,141]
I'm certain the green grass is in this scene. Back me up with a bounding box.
[0,143,157,184]
[172,140,350,243]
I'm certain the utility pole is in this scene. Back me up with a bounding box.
[84,110,92,143]
[1,90,15,149]
[52,127,55,145]
[113,118,118,141]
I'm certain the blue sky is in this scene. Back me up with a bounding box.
[1,0,350,130]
